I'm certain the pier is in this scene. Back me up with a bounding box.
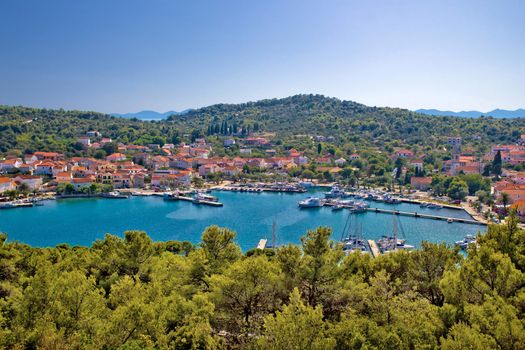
[367,240,381,257]
[164,194,223,206]
[365,208,487,226]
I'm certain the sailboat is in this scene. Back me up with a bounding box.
[340,213,370,254]
[377,214,414,253]
[266,220,278,249]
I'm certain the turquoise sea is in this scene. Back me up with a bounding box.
[0,189,483,250]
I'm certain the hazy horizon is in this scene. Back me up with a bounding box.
[1,0,524,113]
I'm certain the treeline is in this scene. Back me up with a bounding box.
[3,95,525,162]
[0,106,181,157]
[170,94,525,151]
[1,218,524,349]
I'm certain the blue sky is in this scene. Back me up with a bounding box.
[0,0,523,113]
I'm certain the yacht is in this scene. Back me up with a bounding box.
[342,235,370,254]
[298,197,324,208]
[324,186,347,199]
[332,203,344,211]
[384,196,402,204]
[427,203,443,209]
[194,193,219,202]
[455,235,476,250]
[377,214,414,253]
[377,236,414,252]
[101,191,129,199]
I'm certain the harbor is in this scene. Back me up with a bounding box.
[0,188,484,251]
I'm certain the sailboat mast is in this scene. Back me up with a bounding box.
[272,220,276,248]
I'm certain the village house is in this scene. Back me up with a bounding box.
[409,158,424,171]
[0,158,23,172]
[71,177,95,190]
[0,177,15,193]
[243,137,270,147]
[493,181,525,203]
[410,177,433,191]
[510,200,525,221]
[334,158,347,166]
[224,139,236,147]
[316,155,333,165]
[199,164,222,177]
[13,175,43,190]
[106,153,127,162]
[349,153,360,160]
[34,152,64,161]
[86,130,101,138]
[24,154,38,164]
[77,136,91,146]
[55,171,73,183]
[394,149,414,158]
[151,172,191,188]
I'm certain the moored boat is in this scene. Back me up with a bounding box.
[455,234,476,250]
[298,197,324,208]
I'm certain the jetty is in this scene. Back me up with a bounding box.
[367,240,381,257]
[163,194,223,206]
[0,202,34,209]
[366,208,486,226]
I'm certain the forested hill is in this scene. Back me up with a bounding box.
[169,94,525,148]
[2,95,525,156]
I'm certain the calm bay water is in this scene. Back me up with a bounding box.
[0,189,483,250]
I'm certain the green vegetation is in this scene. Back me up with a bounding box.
[1,217,524,349]
[2,94,525,162]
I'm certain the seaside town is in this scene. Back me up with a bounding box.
[1,129,525,226]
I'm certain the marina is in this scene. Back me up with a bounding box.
[0,188,483,251]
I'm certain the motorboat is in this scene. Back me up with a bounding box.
[298,197,324,208]
[101,191,129,199]
[427,203,443,209]
[455,235,476,250]
[194,193,219,202]
[324,186,347,199]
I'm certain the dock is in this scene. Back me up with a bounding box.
[367,240,381,257]
[366,208,486,226]
[0,202,34,209]
[164,194,223,206]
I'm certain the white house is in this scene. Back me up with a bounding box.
[13,175,43,190]
[224,139,236,147]
[334,158,347,166]
[77,136,91,146]
[0,158,22,172]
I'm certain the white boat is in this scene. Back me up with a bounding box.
[455,235,476,250]
[101,191,129,199]
[332,204,344,211]
[324,186,347,198]
[194,193,219,202]
[298,197,324,208]
[447,218,454,223]
[427,203,443,209]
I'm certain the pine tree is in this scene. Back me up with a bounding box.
[492,150,502,178]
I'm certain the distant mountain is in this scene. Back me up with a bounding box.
[111,109,191,120]
[416,108,525,118]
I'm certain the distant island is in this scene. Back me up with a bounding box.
[111,109,191,120]
[416,108,525,118]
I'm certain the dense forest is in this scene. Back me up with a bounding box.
[1,216,524,349]
[2,95,525,157]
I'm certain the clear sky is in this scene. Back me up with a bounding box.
[0,0,524,113]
